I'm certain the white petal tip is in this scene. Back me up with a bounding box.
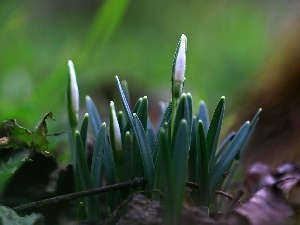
[68,60,74,67]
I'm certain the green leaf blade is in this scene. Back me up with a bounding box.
[86,96,102,136]
[91,123,106,188]
[116,76,154,189]
[153,101,172,161]
[198,120,209,206]
[198,101,210,134]
[152,123,168,200]
[75,131,97,218]
[188,116,198,186]
[173,119,190,215]
[209,121,250,197]
[207,97,225,174]
[80,113,89,149]
[133,114,155,189]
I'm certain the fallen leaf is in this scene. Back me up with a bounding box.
[32,112,55,152]
[243,162,276,198]
[0,151,29,191]
[226,185,293,225]
[1,119,32,149]
[0,112,55,153]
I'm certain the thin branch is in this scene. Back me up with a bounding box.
[13,177,146,212]
[225,189,244,214]
[47,131,67,136]
[215,190,242,206]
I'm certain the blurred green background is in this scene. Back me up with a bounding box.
[0,0,296,154]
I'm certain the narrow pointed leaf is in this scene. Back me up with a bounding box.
[209,121,250,197]
[80,113,89,148]
[86,96,102,136]
[122,131,133,182]
[188,116,198,184]
[186,93,193,134]
[102,140,116,185]
[173,119,190,215]
[160,127,176,225]
[121,80,130,106]
[172,94,187,143]
[123,98,142,134]
[116,76,154,188]
[207,97,225,174]
[133,114,155,188]
[153,101,172,160]
[91,123,106,188]
[120,131,132,198]
[152,123,168,200]
[215,132,235,162]
[75,131,93,190]
[239,108,262,158]
[123,96,148,133]
[172,93,192,154]
[198,120,209,206]
[156,101,172,134]
[102,132,118,212]
[75,131,96,218]
[90,123,106,221]
[136,96,148,131]
[198,101,210,134]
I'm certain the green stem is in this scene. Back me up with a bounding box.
[171,93,177,139]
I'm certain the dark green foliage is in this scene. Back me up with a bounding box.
[63,36,261,224]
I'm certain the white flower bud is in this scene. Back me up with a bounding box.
[110,101,122,156]
[172,34,187,98]
[67,60,79,128]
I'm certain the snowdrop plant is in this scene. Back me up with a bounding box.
[67,60,79,130]
[67,34,261,224]
[67,63,98,220]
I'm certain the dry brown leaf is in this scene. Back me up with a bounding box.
[226,185,293,225]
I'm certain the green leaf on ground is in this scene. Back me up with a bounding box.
[32,111,55,152]
[0,112,55,153]
[0,151,29,191]
[1,120,32,149]
[0,205,44,225]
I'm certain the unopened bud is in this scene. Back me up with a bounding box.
[110,101,122,164]
[172,34,187,98]
[67,60,79,128]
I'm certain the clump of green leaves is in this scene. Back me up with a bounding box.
[67,34,260,224]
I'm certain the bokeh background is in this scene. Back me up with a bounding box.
[0,0,299,158]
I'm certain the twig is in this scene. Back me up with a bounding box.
[47,131,67,136]
[225,189,244,214]
[13,178,146,212]
[215,190,242,206]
